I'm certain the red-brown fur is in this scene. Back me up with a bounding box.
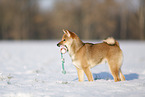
[57,30,125,82]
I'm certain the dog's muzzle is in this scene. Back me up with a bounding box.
[57,43,60,47]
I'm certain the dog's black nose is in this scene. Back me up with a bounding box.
[57,43,60,47]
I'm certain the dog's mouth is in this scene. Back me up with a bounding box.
[60,45,68,52]
[57,43,68,50]
[64,45,67,49]
[61,45,68,49]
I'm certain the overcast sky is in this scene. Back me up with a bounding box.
[38,0,55,10]
[38,0,140,11]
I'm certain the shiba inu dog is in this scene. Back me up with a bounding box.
[57,30,125,82]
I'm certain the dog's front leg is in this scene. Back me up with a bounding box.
[76,67,84,82]
[83,67,94,81]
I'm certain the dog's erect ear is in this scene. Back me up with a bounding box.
[63,29,66,34]
[66,30,71,37]
[63,29,71,37]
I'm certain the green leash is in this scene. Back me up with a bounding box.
[61,53,66,74]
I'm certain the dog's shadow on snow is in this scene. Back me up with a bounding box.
[124,73,139,81]
[93,72,139,81]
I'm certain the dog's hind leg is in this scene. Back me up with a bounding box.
[76,67,84,82]
[119,69,125,81]
[108,61,120,82]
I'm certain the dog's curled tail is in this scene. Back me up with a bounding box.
[103,37,119,46]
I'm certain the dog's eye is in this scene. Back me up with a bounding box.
[63,39,66,41]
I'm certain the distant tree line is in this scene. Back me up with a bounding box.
[0,0,145,40]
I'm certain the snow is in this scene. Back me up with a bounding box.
[0,40,145,97]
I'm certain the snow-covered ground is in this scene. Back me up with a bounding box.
[0,40,145,97]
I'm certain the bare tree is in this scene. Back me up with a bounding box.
[120,2,128,39]
[139,0,145,40]
[0,0,144,40]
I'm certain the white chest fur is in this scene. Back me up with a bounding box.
[72,60,82,69]
[70,54,82,69]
